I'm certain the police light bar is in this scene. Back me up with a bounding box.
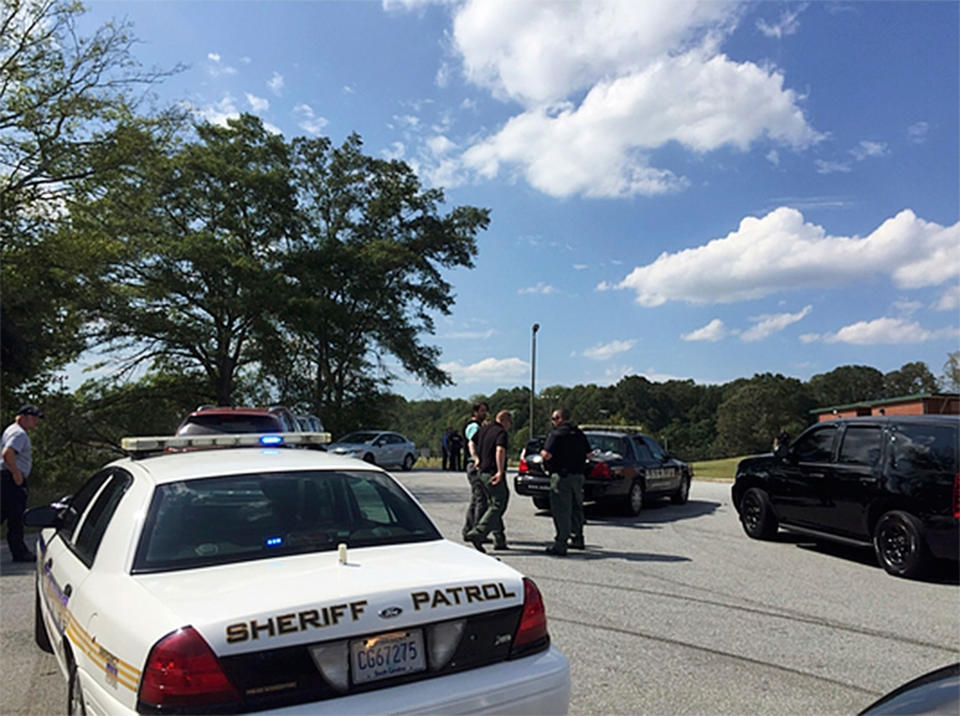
[121,432,332,456]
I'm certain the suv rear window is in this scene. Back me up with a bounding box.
[891,424,958,474]
[178,414,282,435]
[133,470,441,573]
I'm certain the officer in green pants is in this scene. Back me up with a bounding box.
[464,410,512,553]
[541,408,592,556]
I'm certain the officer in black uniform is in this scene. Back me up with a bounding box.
[541,408,591,556]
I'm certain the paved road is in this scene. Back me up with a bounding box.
[2,472,957,715]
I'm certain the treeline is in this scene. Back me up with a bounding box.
[392,359,956,462]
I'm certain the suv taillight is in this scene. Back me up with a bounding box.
[590,461,611,479]
[953,472,959,520]
[518,458,529,474]
[510,578,549,658]
[138,627,240,710]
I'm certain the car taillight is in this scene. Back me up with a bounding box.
[954,472,959,519]
[510,578,548,658]
[138,627,240,709]
[590,461,611,479]
[518,458,529,474]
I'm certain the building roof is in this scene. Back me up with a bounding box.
[810,392,960,415]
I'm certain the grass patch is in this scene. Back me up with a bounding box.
[692,455,757,481]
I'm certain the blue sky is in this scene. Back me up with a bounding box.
[79,0,959,400]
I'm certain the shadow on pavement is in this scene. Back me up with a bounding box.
[485,539,691,563]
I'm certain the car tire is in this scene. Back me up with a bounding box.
[68,657,86,716]
[363,453,376,464]
[671,474,691,505]
[739,487,778,540]
[35,588,52,653]
[532,496,551,511]
[624,479,645,516]
[873,510,931,579]
[402,454,415,471]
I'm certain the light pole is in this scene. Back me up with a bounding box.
[530,323,539,439]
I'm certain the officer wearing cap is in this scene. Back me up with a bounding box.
[541,407,591,556]
[2,404,43,562]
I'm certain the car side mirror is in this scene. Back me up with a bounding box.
[24,504,63,529]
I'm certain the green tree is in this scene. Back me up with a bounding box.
[73,115,296,405]
[941,351,960,392]
[883,361,939,397]
[1,0,179,405]
[273,133,489,435]
[807,365,885,408]
[714,373,813,456]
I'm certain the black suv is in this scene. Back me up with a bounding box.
[732,415,959,579]
[514,427,693,515]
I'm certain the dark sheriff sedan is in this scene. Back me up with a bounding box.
[732,415,959,579]
[514,426,693,515]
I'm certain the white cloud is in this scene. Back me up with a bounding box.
[208,52,221,62]
[907,121,929,144]
[766,149,780,166]
[822,318,957,345]
[607,207,960,306]
[602,363,637,384]
[573,264,589,271]
[462,49,821,198]
[426,135,456,155]
[191,94,240,127]
[756,4,806,39]
[293,104,329,135]
[343,84,356,94]
[815,158,852,174]
[518,282,558,295]
[439,356,529,383]
[245,93,269,112]
[740,305,812,342]
[582,339,637,360]
[799,333,820,344]
[849,140,888,161]
[443,329,496,339]
[935,285,960,311]
[444,0,819,199]
[268,71,284,96]
[381,141,406,160]
[892,299,923,316]
[682,318,727,342]
[392,114,420,129]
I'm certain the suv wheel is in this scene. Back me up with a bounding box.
[671,474,691,505]
[739,487,778,539]
[874,510,930,579]
[624,479,645,516]
[402,454,415,471]
[532,496,551,511]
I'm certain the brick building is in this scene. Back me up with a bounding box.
[812,392,960,422]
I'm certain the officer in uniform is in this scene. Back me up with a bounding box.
[464,410,511,553]
[541,408,591,556]
[2,404,43,561]
[461,401,489,541]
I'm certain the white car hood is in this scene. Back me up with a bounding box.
[134,539,524,654]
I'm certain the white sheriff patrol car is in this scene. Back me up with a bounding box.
[26,433,570,715]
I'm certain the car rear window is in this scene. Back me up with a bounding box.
[891,424,958,474]
[178,414,281,435]
[132,470,441,573]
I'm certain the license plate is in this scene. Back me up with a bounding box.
[349,629,426,684]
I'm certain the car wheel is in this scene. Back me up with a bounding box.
[532,496,551,511]
[402,454,415,471]
[739,487,778,539]
[874,510,931,579]
[363,453,376,464]
[68,658,86,716]
[671,474,691,505]
[625,479,645,516]
[35,588,52,653]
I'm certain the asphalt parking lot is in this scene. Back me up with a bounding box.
[2,472,957,715]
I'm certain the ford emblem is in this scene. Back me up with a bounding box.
[379,606,403,619]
